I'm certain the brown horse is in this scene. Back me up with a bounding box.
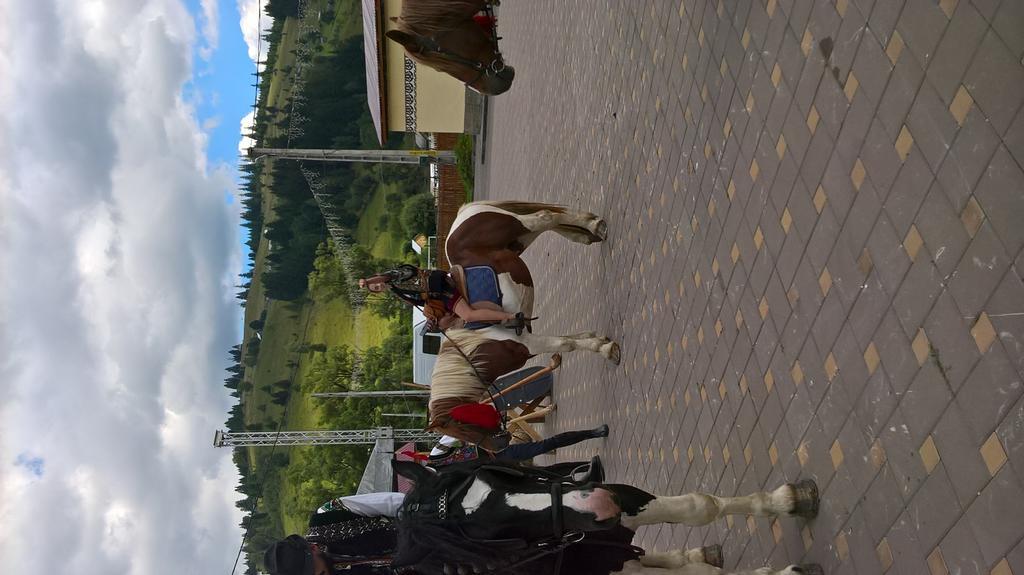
[385,0,515,95]
[429,201,617,450]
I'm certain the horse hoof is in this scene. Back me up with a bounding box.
[701,544,723,568]
[793,564,824,575]
[592,219,608,242]
[789,479,819,518]
[606,342,621,365]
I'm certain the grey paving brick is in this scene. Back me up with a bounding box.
[947,223,1013,319]
[966,463,1024,566]
[932,403,992,507]
[936,106,1002,213]
[926,0,988,104]
[973,146,1024,256]
[964,29,1024,136]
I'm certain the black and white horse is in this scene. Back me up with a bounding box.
[391,460,823,575]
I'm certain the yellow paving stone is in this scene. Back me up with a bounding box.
[724,118,732,138]
[698,326,705,345]
[767,0,777,17]
[740,375,749,395]
[836,532,849,561]
[746,90,755,114]
[705,141,712,159]
[772,63,782,88]
[807,106,820,134]
[961,196,985,238]
[792,361,805,385]
[682,53,689,72]
[865,342,880,375]
[700,384,708,403]
[728,178,736,201]
[679,0,686,17]
[851,158,866,190]
[913,328,931,366]
[754,226,764,250]
[904,224,924,261]
[920,435,941,474]
[940,0,958,19]
[777,134,787,159]
[736,309,744,329]
[991,559,1012,575]
[720,57,728,77]
[769,441,779,465]
[698,27,705,47]
[878,539,894,571]
[781,207,793,234]
[684,389,692,406]
[814,185,827,213]
[950,85,973,126]
[870,439,887,469]
[844,71,859,102]
[836,0,848,17]
[687,445,694,463]
[972,312,997,354]
[744,443,753,464]
[764,370,775,393]
[759,296,769,319]
[788,286,800,305]
[927,548,948,575]
[715,319,723,336]
[981,433,1008,476]
[720,380,728,400]
[747,516,757,535]
[692,215,700,232]
[704,445,712,462]
[819,267,833,296]
[896,124,914,161]
[772,519,783,543]
[732,242,741,264]
[750,158,760,181]
[681,334,689,350]
[830,440,844,469]
[726,515,734,529]
[723,445,731,464]
[708,198,717,218]
[673,447,680,462]
[694,270,702,287]
[742,28,751,49]
[802,525,813,551]
[801,28,813,57]
[858,248,874,276]
[797,441,810,467]
[888,29,905,64]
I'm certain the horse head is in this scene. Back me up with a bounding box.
[386,5,515,96]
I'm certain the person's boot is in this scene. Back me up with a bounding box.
[501,312,536,336]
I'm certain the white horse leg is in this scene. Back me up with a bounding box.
[513,332,621,364]
[638,547,716,569]
[619,484,798,530]
[515,209,607,244]
[614,562,815,575]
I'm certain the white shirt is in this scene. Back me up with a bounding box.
[316,492,405,517]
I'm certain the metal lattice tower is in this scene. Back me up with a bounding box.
[248,147,456,165]
[212,427,436,448]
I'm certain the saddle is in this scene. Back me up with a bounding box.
[449,264,505,330]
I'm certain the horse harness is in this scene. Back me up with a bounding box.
[417,5,506,86]
[403,465,636,575]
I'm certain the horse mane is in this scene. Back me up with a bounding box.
[393,0,484,34]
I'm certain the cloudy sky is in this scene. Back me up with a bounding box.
[0,0,272,572]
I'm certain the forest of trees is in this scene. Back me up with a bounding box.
[224,2,433,571]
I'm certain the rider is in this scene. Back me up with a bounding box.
[359,264,526,332]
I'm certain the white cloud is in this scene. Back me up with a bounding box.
[238,108,256,155]
[237,0,270,64]
[199,0,219,60]
[0,0,246,573]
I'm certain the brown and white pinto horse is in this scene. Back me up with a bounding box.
[385,0,515,95]
[428,201,617,450]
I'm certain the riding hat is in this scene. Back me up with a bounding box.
[264,534,314,575]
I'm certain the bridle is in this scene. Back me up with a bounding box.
[413,4,507,88]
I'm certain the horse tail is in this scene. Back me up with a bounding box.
[461,200,568,216]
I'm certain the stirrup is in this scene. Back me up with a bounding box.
[501,312,535,336]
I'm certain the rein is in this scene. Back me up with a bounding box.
[418,4,505,86]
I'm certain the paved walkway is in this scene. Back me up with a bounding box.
[477,0,1024,573]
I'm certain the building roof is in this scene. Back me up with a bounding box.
[361,0,388,145]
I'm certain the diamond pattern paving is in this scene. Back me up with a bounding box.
[476,0,1024,572]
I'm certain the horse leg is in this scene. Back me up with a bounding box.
[638,546,723,569]
[509,331,621,365]
[613,563,822,575]
[514,208,607,245]
[619,480,819,530]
